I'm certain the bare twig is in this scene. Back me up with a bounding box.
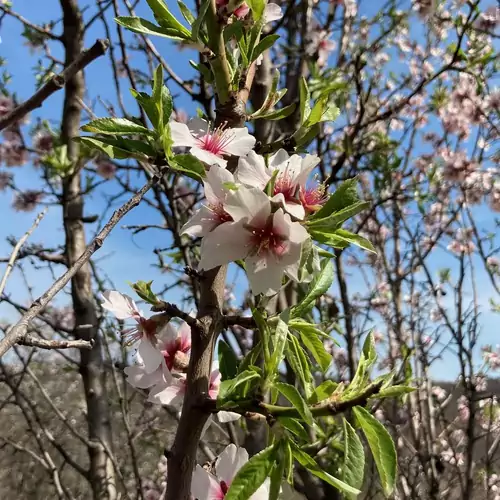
[0,39,110,131]
[0,172,163,358]
[0,209,47,297]
[18,334,94,351]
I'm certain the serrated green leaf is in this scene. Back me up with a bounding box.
[130,280,159,305]
[311,228,376,254]
[115,16,189,40]
[75,137,149,160]
[269,312,288,375]
[353,406,396,496]
[269,442,286,500]
[285,335,314,398]
[169,154,206,181]
[290,442,361,495]
[191,0,210,41]
[274,381,313,425]
[306,201,371,231]
[217,369,261,403]
[81,118,153,136]
[373,385,416,399]
[145,0,191,36]
[343,419,365,498]
[218,341,239,381]
[277,417,309,441]
[306,95,328,126]
[310,177,360,221]
[293,259,334,318]
[299,77,311,125]
[309,380,337,404]
[177,0,195,24]
[253,103,296,121]
[225,444,277,500]
[297,328,331,372]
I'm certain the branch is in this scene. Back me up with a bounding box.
[0,171,163,358]
[151,301,204,334]
[0,5,61,41]
[0,209,47,297]
[18,334,94,351]
[0,39,109,131]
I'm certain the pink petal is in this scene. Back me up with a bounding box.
[191,146,227,168]
[101,290,141,320]
[191,465,222,500]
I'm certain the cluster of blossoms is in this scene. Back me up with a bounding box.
[171,118,327,296]
[101,291,239,425]
[482,344,500,370]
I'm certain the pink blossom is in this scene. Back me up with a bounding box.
[0,171,12,191]
[95,159,117,179]
[170,118,255,168]
[12,190,44,212]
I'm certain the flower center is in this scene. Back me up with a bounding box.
[248,219,288,257]
[197,125,234,156]
[220,480,229,496]
[208,202,233,223]
[273,171,297,201]
[299,184,327,212]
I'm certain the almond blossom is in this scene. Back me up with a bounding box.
[181,165,235,237]
[236,150,321,219]
[170,118,256,168]
[101,290,166,373]
[191,444,269,500]
[199,186,309,295]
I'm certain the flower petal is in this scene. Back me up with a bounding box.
[170,121,198,148]
[294,154,320,187]
[187,117,210,136]
[138,338,163,374]
[224,186,271,222]
[264,3,283,23]
[205,164,235,204]
[268,149,290,171]
[101,290,140,320]
[191,465,222,500]
[199,221,251,270]
[123,365,163,389]
[245,254,285,295]
[236,151,271,190]
[181,205,221,237]
[216,444,249,485]
[191,146,227,168]
[223,128,256,157]
[217,411,241,423]
[148,376,186,407]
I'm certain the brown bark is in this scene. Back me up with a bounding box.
[59,0,116,498]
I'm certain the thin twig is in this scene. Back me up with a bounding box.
[0,171,164,357]
[0,39,110,131]
[18,334,94,351]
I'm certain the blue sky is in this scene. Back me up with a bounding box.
[0,0,498,380]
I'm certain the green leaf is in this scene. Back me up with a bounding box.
[277,417,309,441]
[306,201,370,230]
[251,34,280,63]
[309,380,337,404]
[285,335,314,398]
[362,332,377,369]
[269,457,285,500]
[169,154,206,181]
[225,444,277,500]
[290,442,361,495]
[145,0,191,37]
[115,16,189,40]
[292,259,334,318]
[274,381,313,426]
[310,177,360,221]
[299,77,311,125]
[269,312,289,375]
[217,369,260,402]
[129,280,159,305]
[353,406,396,496]
[297,328,331,372]
[81,118,153,136]
[218,341,239,381]
[246,0,265,21]
[306,95,328,126]
[253,103,296,121]
[177,0,195,25]
[189,60,214,83]
[191,0,210,42]
[322,102,340,122]
[311,229,376,254]
[342,419,365,498]
[75,137,150,160]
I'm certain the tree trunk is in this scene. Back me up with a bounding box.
[59,1,117,498]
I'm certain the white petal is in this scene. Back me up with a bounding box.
[264,3,283,23]
[294,154,320,187]
[123,365,163,389]
[191,465,221,500]
[181,206,221,237]
[268,149,290,171]
[205,164,235,204]
[216,444,248,485]
[157,322,178,349]
[251,479,271,500]
[191,146,227,168]
[199,222,251,270]
[224,186,271,222]
[169,121,198,148]
[217,411,241,423]
[137,338,163,374]
[223,128,256,157]
[148,377,186,407]
[246,254,285,295]
[187,117,210,136]
[101,290,140,320]
[236,151,271,190]
[271,193,305,220]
